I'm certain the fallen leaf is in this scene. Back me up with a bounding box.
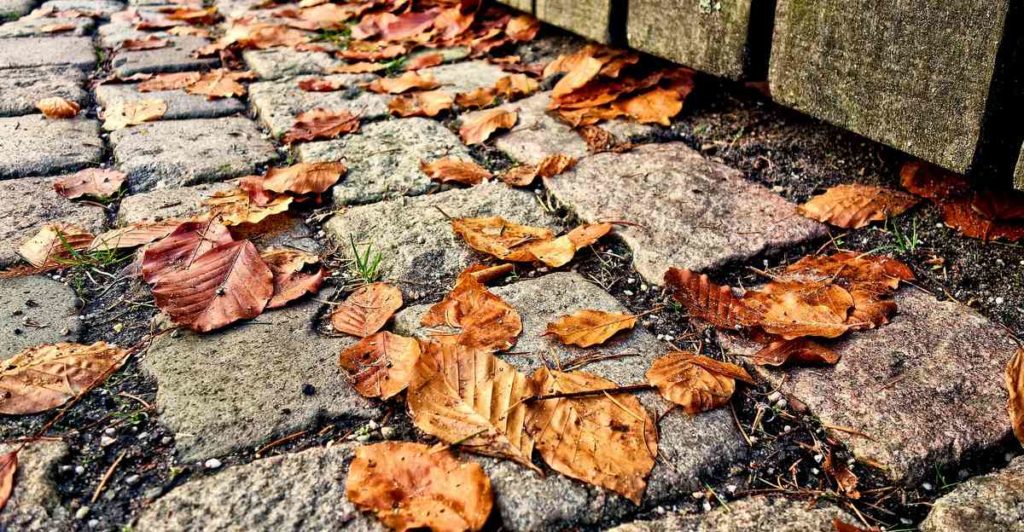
[941,199,1024,242]
[535,153,576,178]
[365,71,440,94]
[36,97,80,118]
[282,108,360,144]
[422,268,522,351]
[137,71,202,92]
[165,6,218,24]
[505,15,539,42]
[421,158,492,186]
[53,168,126,199]
[833,518,881,532]
[551,56,602,99]
[103,98,167,130]
[494,74,539,100]
[798,184,920,229]
[459,108,517,144]
[120,36,170,50]
[17,224,94,268]
[455,87,497,109]
[331,282,404,337]
[340,332,420,399]
[750,338,839,367]
[525,367,657,503]
[204,186,293,226]
[337,41,405,61]
[152,240,273,332]
[545,309,637,347]
[346,441,493,531]
[141,220,233,285]
[185,69,250,99]
[388,90,455,117]
[404,52,445,70]
[744,280,854,339]
[1007,349,1024,445]
[578,125,632,153]
[465,263,514,284]
[89,220,182,251]
[499,164,540,187]
[40,22,76,33]
[262,162,346,195]
[823,451,861,499]
[261,247,324,308]
[328,61,387,74]
[0,342,129,414]
[451,216,554,260]
[0,451,14,512]
[646,352,753,414]
[900,160,971,201]
[566,222,613,249]
[664,267,759,330]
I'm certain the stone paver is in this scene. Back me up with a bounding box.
[0,16,94,38]
[39,0,124,17]
[420,59,508,94]
[0,66,89,117]
[242,48,342,80]
[477,91,653,165]
[135,444,383,532]
[0,116,104,179]
[395,272,747,530]
[1,276,81,356]
[96,83,245,120]
[232,213,321,254]
[143,300,380,461]
[0,174,107,267]
[298,117,471,205]
[0,36,95,70]
[323,181,563,289]
[96,20,169,49]
[611,496,857,532]
[545,142,826,284]
[724,289,1020,484]
[0,0,35,18]
[110,117,279,192]
[247,73,387,138]
[111,35,217,77]
[116,181,233,224]
[921,456,1024,532]
[535,0,612,44]
[0,442,71,532]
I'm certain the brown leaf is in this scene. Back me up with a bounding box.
[464,263,514,284]
[451,216,554,260]
[331,282,404,338]
[297,77,342,92]
[422,268,522,351]
[578,125,632,153]
[566,222,613,249]
[328,61,387,74]
[1007,349,1024,445]
[525,367,657,503]
[261,248,323,308]
[535,153,576,178]
[345,441,493,532]
[141,220,233,285]
[152,240,273,332]
[545,310,636,348]
[0,342,129,414]
[664,267,759,330]
[404,52,445,71]
[494,74,539,100]
[17,224,94,268]
[421,158,492,186]
[36,97,80,118]
[89,220,181,251]
[798,184,920,229]
[646,352,753,414]
[941,199,1024,242]
[455,87,497,109]
[165,6,218,24]
[750,338,839,367]
[823,451,861,499]
[337,42,405,61]
[459,108,517,145]
[53,168,126,199]
[120,36,170,51]
[499,164,540,187]
[833,518,881,532]
[365,71,440,94]
[185,69,250,99]
[339,332,420,399]
[262,162,346,195]
[40,22,77,33]
[204,187,293,226]
[611,87,683,126]
[388,90,454,118]
[505,15,539,42]
[282,108,360,144]
[744,280,854,340]
[0,451,14,512]
[551,56,602,99]
[408,335,536,469]
[103,98,167,130]
[900,160,971,201]
[137,71,202,92]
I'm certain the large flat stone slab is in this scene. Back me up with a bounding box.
[298,117,471,205]
[110,117,279,192]
[143,300,381,461]
[0,65,88,117]
[0,174,107,267]
[535,0,612,44]
[395,272,747,530]
[611,495,856,532]
[0,36,95,70]
[769,0,1008,174]
[0,442,71,532]
[725,289,1020,484]
[248,73,387,138]
[111,35,218,77]
[96,83,245,120]
[323,181,563,289]
[921,456,1024,532]
[479,91,653,165]
[242,48,342,80]
[0,15,94,38]
[0,116,104,179]
[545,142,826,284]
[1,276,81,357]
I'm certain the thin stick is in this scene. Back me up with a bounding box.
[254,430,308,457]
[525,383,655,403]
[91,449,127,504]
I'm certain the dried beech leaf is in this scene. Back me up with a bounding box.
[664,267,759,330]
[451,216,554,260]
[535,154,576,178]
[900,160,971,201]
[421,158,492,186]
[459,108,517,145]
[53,168,126,199]
[339,332,420,399]
[545,309,636,348]
[137,71,201,92]
[365,71,439,94]
[345,441,493,532]
[89,220,181,251]
[566,222,613,249]
[262,162,346,195]
[505,15,539,42]
[185,69,252,99]
[103,98,167,130]
[422,269,522,351]
[204,187,293,226]
[261,248,323,308]
[282,108,360,144]
[494,74,539,100]
[36,97,80,118]
[141,220,233,285]
[121,36,169,51]
[744,281,853,340]
[750,338,839,367]
[551,56,602,99]
[388,90,454,117]
[18,224,94,268]
[646,351,753,414]
[1007,349,1024,445]
[0,451,14,512]
[525,367,657,504]
[0,342,129,414]
[331,282,403,338]
[941,200,1024,242]
[403,52,445,71]
[408,335,536,469]
[798,184,920,229]
[610,87,682,126]
[499,164,540,187]
[455,88,497,109]
[152,240,273,332]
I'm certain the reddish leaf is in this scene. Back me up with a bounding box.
[798,184,920,229]
[459,108,517,144]
[261,248,324,309]
[36,97,80,118]
[0,451,14,512]
[262,162,346,195]
[331,282,404,338]
[339,332,420,399]
[53,168,126,199]
[664,267,759,330]
[141,220,233,285]
[421,157,492,186]
[750,338,839,367]
[282,108,360,144]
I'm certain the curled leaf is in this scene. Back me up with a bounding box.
[422,268,522,351]
[36,97,80,118]
[646,352,753,414]
[339,332,420,399]
[137,72,202,92]
[421,158,492,186]
[262,162,346,195]
[388,90,454,118]
[261,248,324,309]
[0,342,129,414]
[17,224,94,268]
[204,187,293,226]
[282,108,360,144]
[750,338,839,367]
[365,71,439,94]
[103,98,167,130]
[1008,349,1024,445]
[545,309,636,348]
[459,108,517,145]
[664,267,758,330]
[331,282,404,338]
[141,220,233,285]
[798,184,919,229]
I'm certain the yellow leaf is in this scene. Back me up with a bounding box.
[545,309,637,347]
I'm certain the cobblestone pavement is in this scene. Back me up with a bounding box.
[0,1,1022,531]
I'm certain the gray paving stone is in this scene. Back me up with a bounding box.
[0,65,88,117]
[0,15,94,38]
[116,181,231,224]
[298,117,471,205]
[0,0,36,18]
[247,73,387,139]
[0,116,103,179]
[96,83,245,120]
[323,181,563,290]
[535,0,611,44]
[545,142,826,284]
[610,495,857,532]
[394,272,747,530]
[242,47,342,80]
[136,443,384,532]
[420,59,507,94]
[0,174,107,267]
[110,117,279,192]
[0,441,71,532]
[478,91,653,165]
[39,0,124,17]
[723,289,1020,484]
[143,300,380,461]
[1,276,81,356]
[96,20,169,49]
[0,36,95,70]
[111,35,217,77]
[921,456,1024,532]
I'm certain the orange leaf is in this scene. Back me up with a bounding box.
[365,71,439,94]
[798,184,920,229]
[403,52,444,71]
[459,108,517,145]
[610,87,683,126]
[494,74,539,100]
[0,342,129,414]
[53,168,126,199]
[388,90,454,118]
[36,97,80,119]
[750,338,839,367]
[204,186,293,226]
[261,248,324,308]
[137,71,202,92]
[421,157,492,186]
[422,268,522,351]
[185,69,251,99]
[17,224,94,268]
[646,351,753,414]
[505,15,539,42]
[282,108,360,144]
[297,77,343,92]
[121,36,170,51]
[262,162,346,195]
[339,332,420,399]
[103,98,167,130]
[1007,349,1024,445]
[744,280,853,340]
[141,220,233,285]
[331,282,403,338]
[551,56,602,99]
[451,216,554,260]
[535,153,576,178]
[823,451,861,499]
[664,267,759,330]
[455,87,497,109]
[545,309,636,347]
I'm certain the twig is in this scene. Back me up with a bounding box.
[91,449,127,504]
[255,430,308,457]
[525,383,655,403]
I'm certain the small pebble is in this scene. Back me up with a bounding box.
[104,427,116,436]
[355,434,371,443]
[783,425,791,433]
[811,467,820,475]
[701,501,712,512]
[368,420,379,430]
[691,491,704,499]
[922,482,934,491]
[623,290,634,296]
[99,435,116,447]
[627,278,635,284]
[74,465,85,475]
[204,458,222,470]
[900,518,913,525]
[725,484,736,494]
[59,465,72,473]
[774,399,787,409]
[161,436,173,446]
[113,323,124,333]
[813,454,823,463]
[137,432,149,440]
[88,519,99,528]
[640,284,649,291]
[996,297,1005,305]
[767,391,782,402]
[75,506,90,520]
[380,426,396,439]
[125,474,141,486]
